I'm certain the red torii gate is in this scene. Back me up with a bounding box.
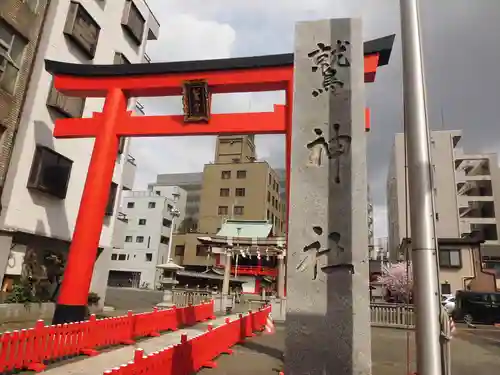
[46,34,395,324]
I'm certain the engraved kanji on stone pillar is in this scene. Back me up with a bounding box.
[286,18,371,375]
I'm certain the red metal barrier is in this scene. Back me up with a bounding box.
[103,306,271,375]
[0,301,214,373]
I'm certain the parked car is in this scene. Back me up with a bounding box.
[441,295,456,314]
[452,290,500,325]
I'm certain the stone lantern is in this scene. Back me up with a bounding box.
[156,261,184,308]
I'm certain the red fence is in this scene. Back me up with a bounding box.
[0,301,215,373]
[103,306,271,375]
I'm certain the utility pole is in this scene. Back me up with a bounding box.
[399,1,443,375]
[166,191,181,262]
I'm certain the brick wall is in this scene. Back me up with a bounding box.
[0,0,50,188]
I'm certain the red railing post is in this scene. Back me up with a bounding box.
[81,315,99,356]
[128,310,135,341]
[209,300,216,320]
[24,320,46,372]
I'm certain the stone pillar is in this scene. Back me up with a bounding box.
[222,251,232,295]
[286,18,371,375]
[277,254,286,298]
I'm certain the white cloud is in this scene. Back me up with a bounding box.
[146,14,236,62]
[130,8,290,188]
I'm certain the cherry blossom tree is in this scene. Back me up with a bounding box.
[378,261,413,302]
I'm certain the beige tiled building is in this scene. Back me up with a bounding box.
[172,135,286,268]
[400,236,496,295]
[0,0,49,193]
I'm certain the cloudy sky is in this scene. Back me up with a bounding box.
[131,0,500,238]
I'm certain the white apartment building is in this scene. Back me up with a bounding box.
[387,130,500,261]
[108,186,187,289]
[152,173,203,232]
[0,0,160,303]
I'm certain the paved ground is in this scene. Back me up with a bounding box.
[197,325,500,375]
[104,287,164,310]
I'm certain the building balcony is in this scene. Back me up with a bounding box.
[457,180,493,197]
[459,199,495,218]
[112,212,128,248]
[122,154,136,190]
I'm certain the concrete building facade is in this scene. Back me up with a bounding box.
[108,187,186,290]
[150,172,202,233]
[387,130,500,259]
[387,130,500,293]
[0,0,159,303]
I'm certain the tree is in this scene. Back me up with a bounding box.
[378,261,413,302]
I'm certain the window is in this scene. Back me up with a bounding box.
[63,2,101,58]
[136,236,144,243]
[121,0,146,45]
[267,191,271,202]
[111,254,117,260]
[167,204,173,211]
[234,206,244,216]
[46,81,86,118]
[114,52,131,64]
[118,254,126,261]
[160,236,169,244]
[125,236,132,242]
[145,253,153,262]
[163,218,172,227]
[218,206,228,215]
[127,202,135,208]
[439,248,462,268]
[155,191,161,196]
[441,283,451,295]
[467,293,489,303]
[0,21,27,95]
[267,210,270,220]
[105,182,118,216]
[27,146,73,199]
[175,245,185,256]
[237,170,247,179]
[235,188,245,197]
[138,218,146,225]
[148,201,156,208]
[220,188,230,197]
[221,171,231,179]
[268,174,272,185]
[196,245,209,257]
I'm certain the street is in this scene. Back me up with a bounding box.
[197,324,500,375]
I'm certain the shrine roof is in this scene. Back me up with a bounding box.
[216,219,273,239]
[45,34,395,78]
